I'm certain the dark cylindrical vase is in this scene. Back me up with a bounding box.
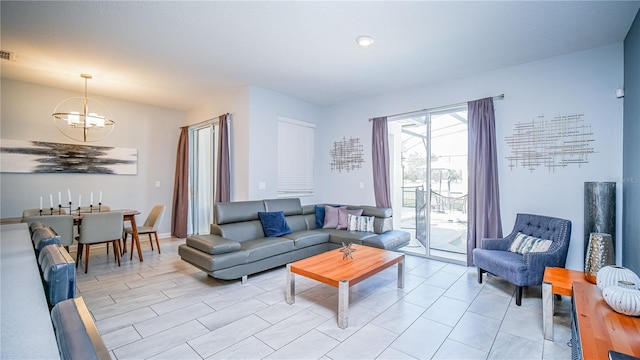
[584,182,616,254]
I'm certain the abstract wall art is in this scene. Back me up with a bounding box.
[0,139,137,174]
[330,137,364,172]
[505,113,595,172]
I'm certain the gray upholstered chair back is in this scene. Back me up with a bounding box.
[143,205,166,231]
[79,205,111,213]
[22,215,74,247]
[23,208,67,217]
[78,212,123,244]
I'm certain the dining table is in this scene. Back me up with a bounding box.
[3,208,145,262]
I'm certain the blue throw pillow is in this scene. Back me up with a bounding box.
[314,205,325,228]
[258,211,292,237]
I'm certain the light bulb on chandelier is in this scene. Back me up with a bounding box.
[52,74,115,142]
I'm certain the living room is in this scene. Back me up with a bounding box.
[1,2,639,359]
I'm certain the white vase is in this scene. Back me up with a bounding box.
[602,281,640,316]
[596,265,640,291]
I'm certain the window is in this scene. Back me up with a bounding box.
[277,116,315,197]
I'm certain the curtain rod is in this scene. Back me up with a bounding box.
[181,112,230,129]
[369,94,504,121]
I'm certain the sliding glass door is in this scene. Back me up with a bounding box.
[391,106,468,263]
[189,123,218,235]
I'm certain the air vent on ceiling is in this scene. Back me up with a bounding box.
[1,50,16,61]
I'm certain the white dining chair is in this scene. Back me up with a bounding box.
[22,208,67,217]
[123,205,165,255]
[76,211,123,273]
[22,215,74,248]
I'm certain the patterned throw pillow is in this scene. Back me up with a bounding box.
[347,214,375,232]
[508,232,552,254]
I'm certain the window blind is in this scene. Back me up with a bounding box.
[277,117,315,197]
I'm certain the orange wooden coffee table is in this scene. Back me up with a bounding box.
[542,267,590,340]
[286,244,405,329]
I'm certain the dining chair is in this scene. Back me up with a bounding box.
[22,215,74,248]
[123,205,166,255]
[76,211,123,273]
[22,208,67,217]
[78,205,111,213]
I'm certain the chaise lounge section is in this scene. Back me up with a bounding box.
[178,198,410,282]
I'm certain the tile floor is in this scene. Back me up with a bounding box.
[74,238,573,360]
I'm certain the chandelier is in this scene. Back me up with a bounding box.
[52,74,115,142]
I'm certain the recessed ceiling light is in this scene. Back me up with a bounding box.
[356,35,374,48]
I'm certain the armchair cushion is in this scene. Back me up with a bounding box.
[508,232,552,254]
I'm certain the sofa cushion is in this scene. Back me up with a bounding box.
[50,297,110,360]
[215,200,265,225]
[186,234,241,255]
[353,205,392,218]
[264,198,303,216]
[508,232,552,254]
[258,211,292,237]
[31,227,61,256]
[284,214,307,232]
[282,230,330,249]
[346,214,373,232]
[321,228,376,245]
[179,244,247,271]
[241,238,295,262]
[362,230,411,250]
[213,220,265,242]
[38,244,76,307]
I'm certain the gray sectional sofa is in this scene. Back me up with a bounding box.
[178,198,410,282]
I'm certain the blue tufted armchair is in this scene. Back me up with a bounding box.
[472,213,572,306]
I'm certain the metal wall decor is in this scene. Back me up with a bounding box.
[0,139,137,174]
[505,113,595,172]
[330,137,364,172]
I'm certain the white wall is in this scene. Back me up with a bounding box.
[184,86,250,201]
[248,86,323,204]
[184,86,323,204]
[321,44,625,270]
[1,79,183,236]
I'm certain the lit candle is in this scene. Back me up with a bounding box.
[40,196,43,210]
[90,192,93,206]
[67,189,71,203]
[50,194,53,208]
[99,191,102,203]
[58,192,62,206]
[78,195,81,208]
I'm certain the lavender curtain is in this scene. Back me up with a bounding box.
[372,117,392,208]
[215,114,230,203]
[171,127,189,238]
[467,97,502,266]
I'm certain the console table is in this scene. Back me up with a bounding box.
[572,282,640,360]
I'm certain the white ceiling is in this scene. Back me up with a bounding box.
[1,1,639,111]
